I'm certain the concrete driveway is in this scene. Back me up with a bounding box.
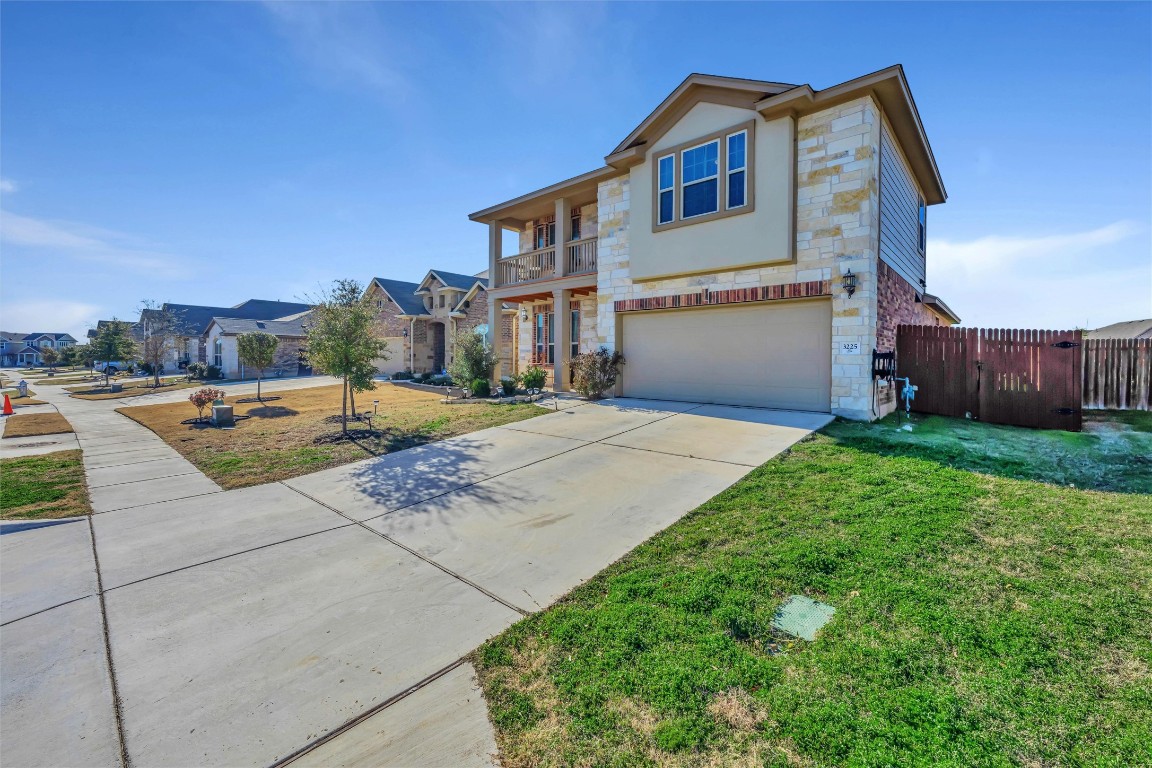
[1,396,830,767]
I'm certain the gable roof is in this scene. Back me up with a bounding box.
[1087,319,1152,339]
[208,313,311,337]
[608,73,796,157]
[369,278,428,316]
[417,269,485,293]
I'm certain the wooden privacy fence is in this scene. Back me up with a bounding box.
[1083,338,1152,410]
[897,325,1083,431]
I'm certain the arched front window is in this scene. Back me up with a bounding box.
[213,339,223,368]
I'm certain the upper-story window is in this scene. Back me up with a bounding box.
[657,156,674,225]
[727,130,747,209]
[652,120,755,232]
[570,208,582,241]
[917,196,927,253]
[438,294,446,308]
[534,216,556,250]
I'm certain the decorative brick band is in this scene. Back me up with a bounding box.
[614,279,831,313]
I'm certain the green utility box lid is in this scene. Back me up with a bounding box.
[771,595,835,641]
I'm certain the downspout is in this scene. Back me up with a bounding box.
[409,318,415,372]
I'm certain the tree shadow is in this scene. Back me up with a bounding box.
[246,406,299,419]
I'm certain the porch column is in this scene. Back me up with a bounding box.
[553,288,572,392]
[488,298,502,384]
[554,198,570,278]
[488,220,502,288]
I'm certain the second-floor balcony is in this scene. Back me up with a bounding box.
[496,236,596,288]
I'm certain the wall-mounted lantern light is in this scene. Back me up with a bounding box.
[402,328,409,338]
[842,269,858,298]
[520,307,529,322]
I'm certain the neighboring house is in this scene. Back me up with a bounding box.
[203,312,314,379]
[0,332,78,366]
[364,270,517,375]
[470,66,960,419]
[1087,319,1152,340]
[133,299,312,370]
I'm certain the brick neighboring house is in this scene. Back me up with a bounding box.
[364,269,517,376]
[1,332,79,367]
[471,66,960,419]
[203,312,313,379]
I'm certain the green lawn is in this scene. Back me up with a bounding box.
[0,450,91,520]
[475,415,1152,767]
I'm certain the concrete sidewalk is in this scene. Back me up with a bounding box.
[1,388,829,767]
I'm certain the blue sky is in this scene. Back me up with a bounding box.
[2,1,1149,339]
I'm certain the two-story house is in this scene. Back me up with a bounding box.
[364,269,517,375]
[471,66,959,420]
[0,332,78,367]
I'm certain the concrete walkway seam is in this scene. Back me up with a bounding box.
[269,657,470,768]
[281,483,530,619]
[86,512,131,768]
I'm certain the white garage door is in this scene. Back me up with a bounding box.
[622,300,832,412]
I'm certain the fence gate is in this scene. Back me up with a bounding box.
[897,325,1082,431]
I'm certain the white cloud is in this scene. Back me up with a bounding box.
[261,1,412,99]
[0,178,16,194]
[0,210,192,279]
[0,300,102,341]
[928,221,1150,330]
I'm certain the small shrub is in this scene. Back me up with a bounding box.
[189,387,226,420]
[520,365,547,392]
[500,376,518,397]
[391,370,414,381]
[428,375,454,386]
[470,378,491,397]
[138,361,161,377]
[204,364,223,380]
[570,347,625,400]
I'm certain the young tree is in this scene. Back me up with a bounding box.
[304,280,388,434]
[138,302,181,387]
[237,331,279,402]
[40,346,60,370]
[73,344,97,371]
[91,319,138,387]
[58,345,79,369]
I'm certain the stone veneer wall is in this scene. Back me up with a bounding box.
[597,96,884,419]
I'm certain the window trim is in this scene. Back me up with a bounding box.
[650,119,756,233]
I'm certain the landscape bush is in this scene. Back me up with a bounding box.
[570,348,625,400]
[448,329,496,387]
[500,376,518,397]
[391,371,414,381]
[470,378,491,398]
[520,365,547,393]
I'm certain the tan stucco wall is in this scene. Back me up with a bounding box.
[627,102,795,280]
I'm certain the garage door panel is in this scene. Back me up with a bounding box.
[622,301,831,412]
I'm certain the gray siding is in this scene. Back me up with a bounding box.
[879,120,925,290]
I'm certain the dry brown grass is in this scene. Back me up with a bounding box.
[2,387,46,406]
[3,412,74,438]
[66,380,200,400]
[117,382,542,489]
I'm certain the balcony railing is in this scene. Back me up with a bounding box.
[498,246,555,286]
[566,237,597,275]
[497,236,597,287]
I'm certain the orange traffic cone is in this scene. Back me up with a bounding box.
[2,394,13,416]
